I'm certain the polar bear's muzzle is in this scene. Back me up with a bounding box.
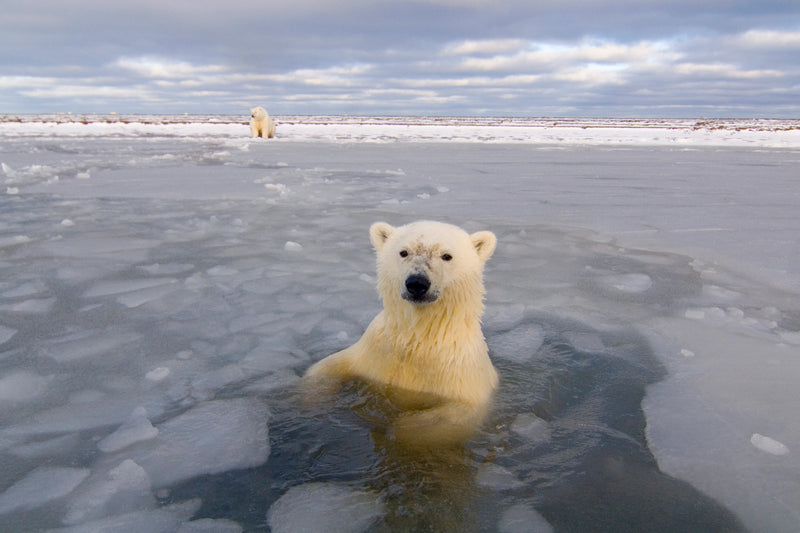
[403,273,437,304]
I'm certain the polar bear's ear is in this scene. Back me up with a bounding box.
[370,222,395,251]
[471,231,497,262]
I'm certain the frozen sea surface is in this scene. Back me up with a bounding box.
[1,117,799,532]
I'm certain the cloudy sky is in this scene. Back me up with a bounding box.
[2,1,799,117]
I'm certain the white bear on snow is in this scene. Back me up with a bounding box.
[249,106,275,138]
[304,220,498,447]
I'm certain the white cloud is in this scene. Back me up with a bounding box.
[447,38,672,74]
[284,92,355,102]
[289,65,372,86]
[572,41,657,63]
[21,84,154,99]
[441,39,528,56]
[736,29,800,49]
[674,62,784,79]
[553,65,627,85]
[113,56,226,79]
[246,64,373,87]
[0,76,58,88]
[396,74,542,89]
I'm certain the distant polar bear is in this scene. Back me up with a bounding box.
[249,106,275,138]
[304,220,498,447]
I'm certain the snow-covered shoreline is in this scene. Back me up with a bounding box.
[2,114,800,147]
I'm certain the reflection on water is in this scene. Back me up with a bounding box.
[171,313,745,532]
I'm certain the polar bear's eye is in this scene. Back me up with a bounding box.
[399,250,408,258]
[441,253,453,261]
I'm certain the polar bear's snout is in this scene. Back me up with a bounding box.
[404,273,435,303]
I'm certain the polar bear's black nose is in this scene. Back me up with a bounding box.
[405,274,431,299]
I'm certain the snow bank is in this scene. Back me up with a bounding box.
[1,114,799,147]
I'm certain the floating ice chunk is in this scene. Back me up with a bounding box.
[0,371,54,402]
[184,272,212,291]
[4,389,162,437]
[2,280,48,298]
[1,162,16,177]
[485,304,526,329]
[37,236,158,261]
[565,331,605,353]
[98,407,159,453]
[683,306,779,335]
[228,312,279,333]
[488,323,545,363]
[476,464,524,491]
[599,273,653,293]
[76,171,91,179]
[0,466,90,515]
[0,235,30,249]
[11,434,81,459]
[0,324,16,344]
[750,433,790,456]
[139,263,195,275]
[63,459,154,525]
[146,367,171,382]
[243,369,300,394]
[680,348,696,358]
[239,339,303,375]
[207,265,239,276]
[60,218,76,227]
[5,187,19,195]
[284,241,303,252]
[177,518,243,533]
[267,482,384,533]
[499,503,554,533]
[117,284,181,308]
[727,307,744,319]
[264,183,289,196]
[52,499,201,533]
[286,312,325,336]
[128,398,270,488]
[702,284,741,302]
[685,308,707,320]
[189,364,247,400]
[83,278,178,298]
[40,329,142,363]
[702,307,726,319]
[510,413,551,443]
[0,297,55,314]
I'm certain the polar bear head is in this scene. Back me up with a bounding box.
[250,107,268,120]
[370,220,496,309]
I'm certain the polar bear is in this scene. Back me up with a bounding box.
[249,106,275,138]
[304,220,498,447]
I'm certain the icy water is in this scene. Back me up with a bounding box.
[1,125,799,532]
